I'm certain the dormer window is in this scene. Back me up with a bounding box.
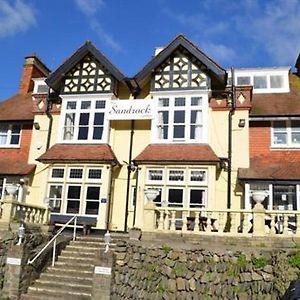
[33,78,49,94]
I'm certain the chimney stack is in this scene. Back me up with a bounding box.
[19,54,50,95]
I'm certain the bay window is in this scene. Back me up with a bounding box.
[145,167,208,208]
[0,124,21,147]
[153,94,207,143]
[272,120,300,147]
[60,97,108,143]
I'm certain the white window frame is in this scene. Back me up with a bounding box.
[0,123,22,148]
[188,187,207,208]
[58,94,112,144]
[271,120,300,148]
[86,167,102,182]
[49,167,65,181]
[84,185,101,215]
[146,168,164,184]
[151,91,208,143]
[188,169,207,186]
[167,169,185,185]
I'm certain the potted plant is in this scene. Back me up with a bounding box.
[129,227,142,240]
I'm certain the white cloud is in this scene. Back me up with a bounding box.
[74,0,122,52]
[201,42,237,65]
[75,0,104,16]
[0,0,36,38]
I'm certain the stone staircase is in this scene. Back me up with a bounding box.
[21,234,124,300]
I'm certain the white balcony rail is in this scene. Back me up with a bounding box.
[152,207,300,237]
[28,215,78,267]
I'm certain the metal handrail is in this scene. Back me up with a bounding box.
[28,215,77,266]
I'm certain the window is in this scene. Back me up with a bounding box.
[154,95,205,142]
[253,76,267,89]
[47,165,103,215]
[61,98,107,142]
[272,120,300,147]
[237,76,250,85]
[270,75,284,89]
[146,167,208,208]
[0,124,21,146]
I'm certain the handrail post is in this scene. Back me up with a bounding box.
[73,216,77,241]
[52,239,56,267]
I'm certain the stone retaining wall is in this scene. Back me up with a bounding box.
[112,241,300,299]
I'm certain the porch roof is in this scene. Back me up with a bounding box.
[133,144,220,164]
[0,159,35,175]
[238,157,300,180]
[37,144,119,164]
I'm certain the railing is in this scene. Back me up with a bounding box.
[0,198,48,225]
[150,206,300,237]
[28,215,77,267]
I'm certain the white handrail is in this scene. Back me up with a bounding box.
[28,215,77,266]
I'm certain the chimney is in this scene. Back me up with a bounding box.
[154,47,164,56]
[295,53,300,76]
[19,54,50,95]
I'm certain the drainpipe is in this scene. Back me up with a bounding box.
[106,163,117,230]
[46,90,53,150]
[132,166,139,227]
[227,68,236,209]
[124,81,141,232]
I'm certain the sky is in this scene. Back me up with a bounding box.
[0,0,300,100]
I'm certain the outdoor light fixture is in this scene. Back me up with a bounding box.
[17,222,25,245]
[238,119,246,128]
[104,230,111,253]
[33,122,40,130]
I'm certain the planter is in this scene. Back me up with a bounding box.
[144,188,159,202]
[5,184,18,196]
[251,190,268,204]
[129,228,142,240]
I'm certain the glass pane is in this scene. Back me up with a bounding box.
[190,125,202,140]
[254,76,267,89]
[273,185,296,210]
[291,120,300,131]
[191,97,202,106]
[93,127,103,139]
[190,189,204,207]
[49,185,62,198]
[64,113,75,140]
[85,201,99,215]
[78,127,88,140]
[10,135,20,145]
[270,75,283,88]
[81,101,91,109]
[148,170,163,181]
[0,133,7,145]
[67,186,81,199]
[12,125,21,134]
[174,111,185,123]
[69,169,83,179]
[79,113,89,125]
[66,201,80,214]
[292,133,300,144]
[158,98,169,107]
[237,76,250,85]
[94,113,104,125]
[67,101,76,109]
[168,189,183,207]
[52,169,64,178]
[175,97,185,106]
[86,187,100,200]
[274,133,287,145]
[49,199,61,213]
[174,125,185,138]
[169,170,184,181]
[191,110,201,124]
[190,170,205,182]
[96,100,106,109]
[88,169,101,179]
[158,111,168,124]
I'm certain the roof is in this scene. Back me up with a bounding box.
[134,34,227,90]
[0,93,33,121]
[250,74,300,117]
[0,159,35,175]
[46,41,125,92]
[239,155,300,181]
[37,144,119,164]
[133,144,220,164]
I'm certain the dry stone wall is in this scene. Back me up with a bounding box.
[112,240,300,300]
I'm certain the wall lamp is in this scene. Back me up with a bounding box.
[33,122,40,130]
[238,119,246,128]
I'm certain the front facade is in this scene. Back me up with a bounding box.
[1,35,299,234]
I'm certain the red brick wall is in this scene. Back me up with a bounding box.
[0,123,32,162]
[249,121,300,162]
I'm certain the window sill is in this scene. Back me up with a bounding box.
[0,145,20,149]
[271,146,300,150]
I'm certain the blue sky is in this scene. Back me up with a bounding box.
[0,0,300,100]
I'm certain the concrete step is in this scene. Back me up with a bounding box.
[28,281,92,295]
[54,260,94,271]
[22,288,91,300]
[39,272,92,285]
[46,266,93,277]
[57,255,95,265]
